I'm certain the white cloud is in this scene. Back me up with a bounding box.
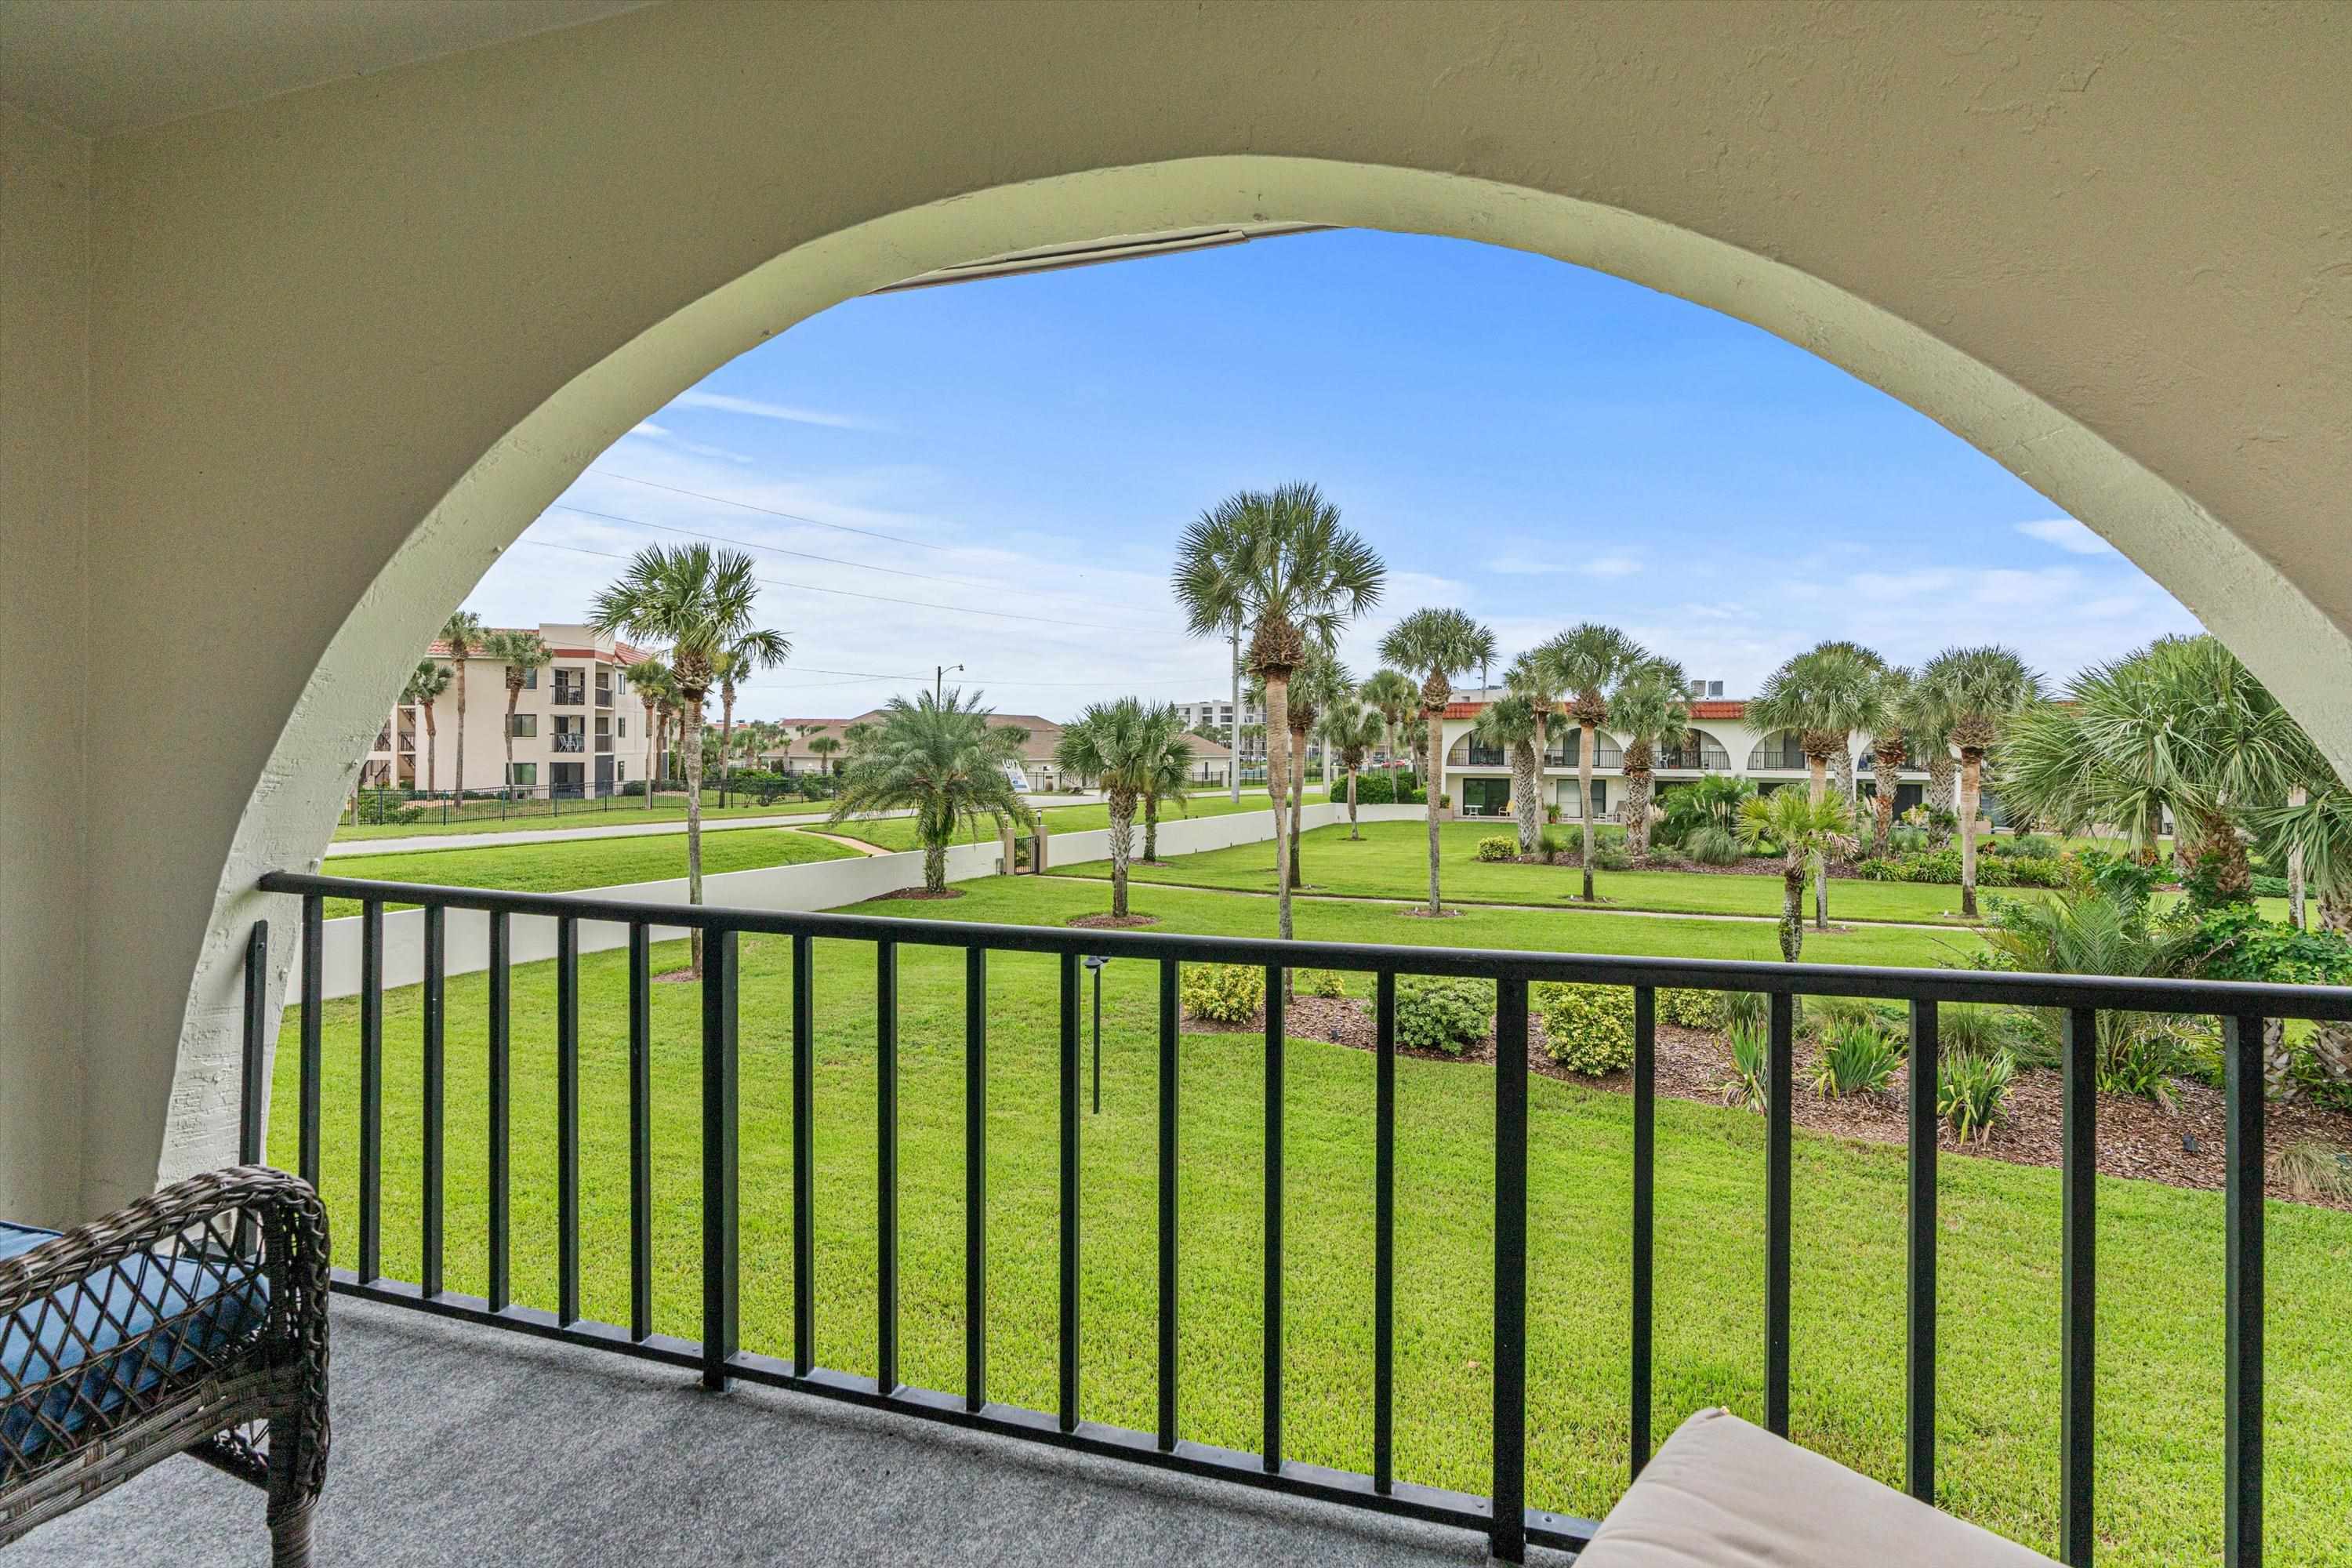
[1480,553,1641,579]
[2015,517,2116,555]
[670,390,883,430]
[1584,554,1642,579]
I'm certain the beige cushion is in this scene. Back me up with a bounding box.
[1577,1408,2060,1567]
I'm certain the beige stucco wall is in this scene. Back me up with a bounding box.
[1,103,90,1224]
[5,0,2347,1216]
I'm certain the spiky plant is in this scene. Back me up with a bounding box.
[1535,624,1646,902]
[1379,608,1494,916]
[1917,645,2042,917]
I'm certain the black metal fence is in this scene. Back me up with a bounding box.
[244,869,2351,1564]
[343,775,822,829]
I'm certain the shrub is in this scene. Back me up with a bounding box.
[1805,995,1880,1036]
[1858,848,2060,887]
[1591,843,1634,871]
[1939,1051,2016,1142]
[1475,834,1519,862]
[351,793,423,826]
[1349,770,1423,806]
[1721,1024,1769,1111]
[1537,826,1571,863]
[1657,988,1717,1030]
[1543,803,1562,824]
[1396,976,1492,1054]
[1887,826,1929,854]
[1534,982,1636,1075]
[1298,967,1347,1000]
[1680,823,1744,865]
[2276,1139,2352,1202]
[1937,1003,2013,1058]
[1180,963,1263,1024]
[2251,873,2291,900]
[2011,833,2058,858]
[1716,989,1800,1036]
[1813,1022,1900,1098]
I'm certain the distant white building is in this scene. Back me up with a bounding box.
[1173,695,1264,735]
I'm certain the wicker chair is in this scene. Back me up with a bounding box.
[1,1166,330,1565]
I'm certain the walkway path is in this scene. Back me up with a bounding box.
[795,829,897,858]
[326,793,1104,858]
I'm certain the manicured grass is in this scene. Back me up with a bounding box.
[332,792,833,843]
[826,789,1327,854]
[318,828,859,919]
[278,874,2352,1562]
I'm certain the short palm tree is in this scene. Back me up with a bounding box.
[630,657,673,807]
[1751,641,1887,927]
[1138,703,1194,863]
[833,691,1035,895]
[1359,668,1418,771]
[1537,623,1646,902]
[1319,697,1385,839]
[1173,482,1385,943]
[1660,771,1755,865]
[714,627,792,798]
[1053,698,1169,918]
[1282,650,1354,886]
[1610,656,1691,858]
[1380,607,1493,916]
[1916,645,2042,917]
[437,611,485,799]
[1737,787,1860,962]
[1471,685,1543,855]
[590,543,769,976]
[401,658,451,795]
[480,629,551,798]
[1896,673,1958,845]
[807,735,841,773]
[1864,666,1916,856]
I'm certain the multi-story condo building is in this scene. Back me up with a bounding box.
[359,622,655,797]
[1172,695,1265,736]
[1435,693,1940,822]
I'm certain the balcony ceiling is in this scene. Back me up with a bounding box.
[0,0,655,136]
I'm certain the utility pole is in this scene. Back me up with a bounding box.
[1229,621,1243,804]
[936,662,964,705]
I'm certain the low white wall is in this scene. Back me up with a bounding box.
[289,800,1428,1000]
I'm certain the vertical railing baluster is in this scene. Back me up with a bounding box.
[877,939,900,1396]
[1156,956,1179,1450]
[628,923,652,1341]
[1631,983,1655,1480]
[240,921,268,1165]
[966,946,989,1414]
[792,933,815,1377]
[1492,975,1530,1563]
[2061,1006,2098,1566]
[420,905,445,1298]
[1907,998,1940,1503]
[359,900,383,1284]
[1263,963,1284,1472]
[1374,970,1397,1495]
[2224,1014,2265,1568]
[1059,951,1081,1432]
[1765,989,1793,1437]
[299,895,322,1191]
[701,927,740,1391]
[487,910,511,1312]
[557,916,581,1327]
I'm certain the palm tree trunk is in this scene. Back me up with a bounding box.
[683,698,706,977]
[1624,767,1653,857]
[1265,673,1294,942]
[1579,723,1597,902]
[423,712,438,796]
[924,841,946,895]
[1287,729,1306,888]
[1871,749,1900,857]
[1780,864,1806,962]
[1809,757,1830,930]
[2289,783,2308,928]
[1512,739,1538,855]
[1347,767,1360,838]
[452,662,467,801]
[1229,619,1243,807]
[1959,751,1983,919]
[1143,790,1159,862]
[644,701,659,809]
[1425,709,1443,915]
[1926,750,1956,844]
[719,686,736,802]
[1109,793,1134,917]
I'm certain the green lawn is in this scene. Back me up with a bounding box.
[332,792,834,843]
[318,828,859,919]
[275,873,2352,1563]
[826,789,1327,854]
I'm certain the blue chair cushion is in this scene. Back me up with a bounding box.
[2,1219,271,1473]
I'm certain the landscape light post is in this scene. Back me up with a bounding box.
[1084,954,1110,1112]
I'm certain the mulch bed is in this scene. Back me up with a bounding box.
[1496,847,1867,880]
[1067,912,1160,929]
[1183,997,2352,1211]
[873,886,966,901]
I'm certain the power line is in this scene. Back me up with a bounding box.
[590,470,949,551]
[549,503,975,586]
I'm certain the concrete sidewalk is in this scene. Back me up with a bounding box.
[326,793,1104,857]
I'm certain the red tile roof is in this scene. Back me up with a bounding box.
[1442,697,1752,720]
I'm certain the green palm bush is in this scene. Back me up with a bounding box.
[1722,1024,1770,1111]
[1396,975,1494,1054]
[1940,1052,2017,1142]
[829,689,1036,897]
[1180,964,1265,1024]
[1813,1021,1901,1098]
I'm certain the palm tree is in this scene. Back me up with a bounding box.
[437,611,485,799]
[1737,787,1860,963]
[590,543,769,976]
[1896,673,1959,846]
[1360,668,1417,770]
[1537,623,1646,902]
[480,630,551,799]
[1054,698,1168,918]
[402,658,451,796]
[808,735,841,774]
[714,627,792,800]
[1916,645,2042,917]
[1283,650,1354,887]
[1864,666,1916,857]
[1379,608,1492,916]
[1471,684,1543,855]
[1138,703,1195,863]
[630,657,674,808]
[1660,771,1755,864]
[1319,697,1384,838]
[1173,482,1385,944]
[1751,641,1887,928]
[833,690,1035,895]
[1610,656,1690,858]
[1467,623,1499,700]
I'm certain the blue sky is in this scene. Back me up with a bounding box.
[466,228,2198,722]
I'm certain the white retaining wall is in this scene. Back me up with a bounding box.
[290,800,1429,1000]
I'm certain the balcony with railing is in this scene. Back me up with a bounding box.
[167,872,2332,1568]
[1747,732,1809,771]
[553,732,586,753]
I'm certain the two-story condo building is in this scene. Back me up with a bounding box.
[359,622,655,797]
[1434,691,1936,823]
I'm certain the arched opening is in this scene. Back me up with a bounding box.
[1747,729,1810,773]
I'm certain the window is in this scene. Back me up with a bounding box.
[522,667,537,689]
[509,762,537,787]
[618,717,626,738]
[509,713,537,739]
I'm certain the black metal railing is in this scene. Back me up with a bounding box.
[553,732,586,753]
[1747,745,1809,771]
[242,872,2350,1565]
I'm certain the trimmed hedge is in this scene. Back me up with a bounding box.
[1180,963,1264,1024]
[1347,770,1425,806]
[1396,975,1491,1054]
[1534,982,1636,1075]
[1855,848,2064,887]
[1475,834,1519,862]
